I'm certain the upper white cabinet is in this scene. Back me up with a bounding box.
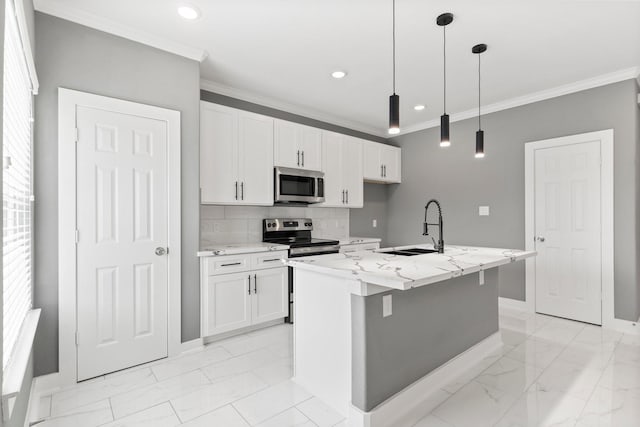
[274,119,322,171]
[200,102,274,205]
[321,131,363,208]
[363,142,401,183]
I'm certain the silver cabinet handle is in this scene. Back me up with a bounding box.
[241,182,244,200]
[155,247,167,256]
[263,258,281,263]
[342,190,345,203]
[535,236,546,242]
[302,150,305,167]
[254,274,257,294]
[297,150,300,166]
[381,164,384,177]
[248,275,251,295]
[346,190,349,204]
[383,165,386,177]
[235,181,238,200]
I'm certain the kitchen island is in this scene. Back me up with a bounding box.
[287,244,535,427]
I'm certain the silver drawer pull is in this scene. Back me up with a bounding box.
[221,262,242,267]
[263,258,282,262]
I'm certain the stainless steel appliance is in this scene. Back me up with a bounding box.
[263,218,339,323]
[274,167,325,205]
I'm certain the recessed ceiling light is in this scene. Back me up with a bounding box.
[331,71,347,79]
[414,104,425,111]
[178,4,200,20]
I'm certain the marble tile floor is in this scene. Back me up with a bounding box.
[33,308,640,427]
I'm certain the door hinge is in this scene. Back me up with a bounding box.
[75,332,79,346]
[75,230,79,244]
[74,128,79,143]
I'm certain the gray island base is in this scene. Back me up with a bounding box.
[287,244,536,427]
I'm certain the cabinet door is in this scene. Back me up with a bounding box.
[274,119,300,168]
[363,141,383,181]
[381,145,401,183]
[252,268,288,325]
[342,137,363,207]
[238,111,274,205]
[298,125,322,171]
[202,272,252,336]
[320,131,344,207]
[200,102,239,203]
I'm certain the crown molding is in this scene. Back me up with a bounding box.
[33,0,207,62]
[398,66,640,136]
[200,78,385,138]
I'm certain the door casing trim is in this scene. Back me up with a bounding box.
[58,88,182,386]
[524,129,613,327]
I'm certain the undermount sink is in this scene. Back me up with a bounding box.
[379,247,440,256]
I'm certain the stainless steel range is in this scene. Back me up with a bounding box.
[262,218,339,323]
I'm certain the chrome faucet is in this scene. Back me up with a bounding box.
[423,199,444,253]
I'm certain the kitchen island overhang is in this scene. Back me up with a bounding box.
[287,244,536,427]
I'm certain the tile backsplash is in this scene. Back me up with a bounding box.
[200,205,350,247]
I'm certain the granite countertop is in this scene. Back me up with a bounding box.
[339,237,382,245]
[197,242,290,257]
[286,244,536,290]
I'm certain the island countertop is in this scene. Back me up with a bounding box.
[286,244,536,291]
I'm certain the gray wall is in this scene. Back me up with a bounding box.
[200,91,387,144]
[351,269,499,412]
[387,79,640,321]
[635,80,640,321]
[349,184,389,245]
[33,13,201,376]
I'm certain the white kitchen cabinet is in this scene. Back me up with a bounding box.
[339,242,380,253]
[200,102,274,205]
[252,268,288,324]
[202,272,252,336]
[320,131,363,208]
[363,141,401,183]
[274,119,322,171]
[201,250,288,338]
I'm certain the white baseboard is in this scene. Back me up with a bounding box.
[603,317,640,335]
[180,338,204,354]
[498,297,532,312]
[348,332,503,427]
[32,372,63,397]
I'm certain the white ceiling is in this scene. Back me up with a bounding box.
[34,0,640,137]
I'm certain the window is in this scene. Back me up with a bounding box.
[3,0,34,370]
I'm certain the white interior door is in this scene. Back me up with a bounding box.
[534,139,602,324]
[76,106,169,380]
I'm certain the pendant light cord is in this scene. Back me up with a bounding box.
[392,0,396,94]
[443,25,446,113]
[478,53,481,130]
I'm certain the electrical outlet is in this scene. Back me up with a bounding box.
[383,294,392,317]
[479,206,490,216]
[372,219,377,228]
[479,270,485,285]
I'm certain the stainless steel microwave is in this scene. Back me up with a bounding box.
[274,167,325,204]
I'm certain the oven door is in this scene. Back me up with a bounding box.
[274,167,325,204]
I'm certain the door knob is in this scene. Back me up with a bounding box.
[535,236,545,242]
[155,247,167,256]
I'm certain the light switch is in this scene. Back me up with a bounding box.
[479,206,490,216]
[383,294,392,317]
[372,219,377,228]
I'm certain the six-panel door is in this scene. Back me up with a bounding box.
[76,106,169,380]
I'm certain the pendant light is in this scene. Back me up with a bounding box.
[472,43,487,158]
[388,0,400,135]
[437,13,453,147]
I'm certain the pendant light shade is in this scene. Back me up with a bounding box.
[388,0,400,135]
[437,13,453,147]
[472,43,487,158]
[389,94,400,134]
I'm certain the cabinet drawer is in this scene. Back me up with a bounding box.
[206,254,251,275]
[251,251,288,270]
[340,243,380,253]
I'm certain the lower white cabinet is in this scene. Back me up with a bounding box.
[201,251,288,337]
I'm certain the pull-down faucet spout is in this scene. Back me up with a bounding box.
[423,199,444,253]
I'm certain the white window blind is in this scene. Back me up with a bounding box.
[3,0,34,370]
